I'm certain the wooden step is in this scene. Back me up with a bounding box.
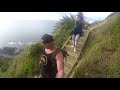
[65,43,84,54]
[64,66,71,73]
[64,61,72,68]
[66,55,77,65]
[81,31,88,37]
[68,40,84,46]
[65,45,82,53]
[64,71,68,78]
[81,34,88,38]
[79,37,86,42]
[80,36,87,40]
[67,50,78,58]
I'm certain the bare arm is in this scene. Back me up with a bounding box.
[55,51,64,78]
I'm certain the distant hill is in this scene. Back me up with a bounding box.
[106,12,120,19]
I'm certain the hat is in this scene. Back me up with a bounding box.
[41,34,55,43]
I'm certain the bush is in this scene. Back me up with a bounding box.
[54,15,75,47]
[3,42,43,78]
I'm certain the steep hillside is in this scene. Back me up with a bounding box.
[2,42,43,78]
[106,12,120,19]
[73,14,120,78]
[0,56,11,77]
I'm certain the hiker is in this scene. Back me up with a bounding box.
[70,12,87,52]
[39,34,66,78]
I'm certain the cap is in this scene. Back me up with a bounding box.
[41,34,55,43]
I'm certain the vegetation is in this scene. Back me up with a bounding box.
[53,15,75,47]
[73,14,120,78]
[0,47,21,55]
[106,12,120,19]
[1,42,43,78]
[0,56,11,77]
[2,13,120,78]
[1,15,75,78]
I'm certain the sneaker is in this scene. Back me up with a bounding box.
[74,48,76,52]
[71,45,74,48]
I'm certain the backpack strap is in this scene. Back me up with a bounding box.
[52,48,69,62]
[50,48,61,66]
[61,49,69,62]
[39,47,46,67]
[52,48,62,60]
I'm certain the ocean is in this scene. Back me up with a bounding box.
[0,20,57,49]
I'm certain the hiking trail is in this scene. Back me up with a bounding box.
[35,21,103,78]
[63,21,104,78]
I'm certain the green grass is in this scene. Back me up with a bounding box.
[0,56,11,77]
[2,42,43,78]
[53,15,75,47]
[73,14,120,78]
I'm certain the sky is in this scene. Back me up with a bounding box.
[0,12,112,20]
[0,12,112,29]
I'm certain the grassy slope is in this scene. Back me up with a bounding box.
[73,14,120,78]
[2,42,43,78]
[0,56,11,77]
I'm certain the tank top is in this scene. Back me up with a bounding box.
[41,49,58,77]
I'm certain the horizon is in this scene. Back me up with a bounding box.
[0,12,112,31]
[0,12,112,21]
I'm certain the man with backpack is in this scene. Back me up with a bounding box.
[39,34,69,78]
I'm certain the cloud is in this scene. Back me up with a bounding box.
[0,12,112,24]
[0,12,112,21]
[0,12,61,21]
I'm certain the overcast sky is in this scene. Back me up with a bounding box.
[0,12,112,20]
[0,12,112,29]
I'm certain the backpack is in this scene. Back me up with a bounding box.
[52,48,69,62]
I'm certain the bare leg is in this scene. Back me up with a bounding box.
[72,35,75,48]
[74,34,80,52]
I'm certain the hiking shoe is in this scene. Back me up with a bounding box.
[74,48,76,52]
[71,45,74,48]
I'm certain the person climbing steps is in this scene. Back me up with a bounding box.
[70,12,87,52]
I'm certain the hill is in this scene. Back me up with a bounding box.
[0,56,11,77]
[106,12,120,19]
[73,14,120,78]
